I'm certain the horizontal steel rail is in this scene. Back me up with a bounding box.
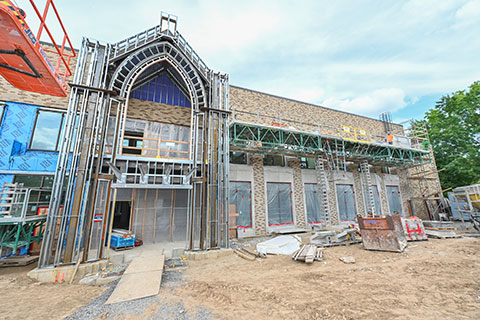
[230,121,431,167]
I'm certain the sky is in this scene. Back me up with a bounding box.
[14,0,480,123]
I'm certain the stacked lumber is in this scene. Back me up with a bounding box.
[234,247,267,261]
[292,244,323,264]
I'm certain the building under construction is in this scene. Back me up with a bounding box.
[0,10,445,268]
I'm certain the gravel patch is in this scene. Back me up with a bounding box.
[66,259,211,320]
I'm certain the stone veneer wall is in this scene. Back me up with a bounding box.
[328,172,339,225]
[251,155,266,236]
[288,158,307,229]
[374,169,391,215]
[230,86,405,140]
[352,166,367,217]
[127,99,191,126]
[397,168,413,216]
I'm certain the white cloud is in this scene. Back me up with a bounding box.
[13,0,480,120]
[322,88,407,116]
[455,0,480,23]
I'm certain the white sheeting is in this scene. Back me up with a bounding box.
[256,235,301,255]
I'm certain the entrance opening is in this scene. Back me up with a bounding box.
[113,201,132,230]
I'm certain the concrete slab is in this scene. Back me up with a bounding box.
[105,270,163,304]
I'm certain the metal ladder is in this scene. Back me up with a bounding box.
[333,139,346,171]
[360,160,376,216]
[315,156,330,224]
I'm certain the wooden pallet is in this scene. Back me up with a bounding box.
[0,255,38,267]
[425,230,461,239]
[292,244,323,263]
[112,245,135,251]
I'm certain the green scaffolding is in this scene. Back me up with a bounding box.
[230,122,431,167]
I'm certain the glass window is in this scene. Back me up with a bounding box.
[229,181,252,228]
[264,155,284,166]
[230,152,247,165]
[336,184,357,221]
[30,110,64,151]
[363,185,382,215]
[13,175,53,215]
[386,185,402,215]
[304,183,326,224]
[300,157,316,169]
[58,114,79,152]
[267,182,294,226]
[122,131,144,155]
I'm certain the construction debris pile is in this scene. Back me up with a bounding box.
[291,244,323,264]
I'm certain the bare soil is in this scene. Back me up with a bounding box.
[0,238,479,320]
[172,238,480,320]
[0,264,105,320]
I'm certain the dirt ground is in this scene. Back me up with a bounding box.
[0,264,105,320]
[1,238,479,320]
[172,238,480,320]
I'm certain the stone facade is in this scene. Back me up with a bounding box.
[127,99,191,126]
[352,166,367,217]
[230,86,404,141]
[251,155,266,236]
[328,173,339,225]
[288,158,307,229]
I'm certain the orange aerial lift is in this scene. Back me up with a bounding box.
[0,0,75,97]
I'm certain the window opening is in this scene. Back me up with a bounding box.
[267,182,294,226]
[336,184,357,221]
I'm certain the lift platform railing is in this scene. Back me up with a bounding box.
[28,0,76,88]
[0,185,51,257]
[231,105,399,146]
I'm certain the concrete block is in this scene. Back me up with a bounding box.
[28,260,108,283]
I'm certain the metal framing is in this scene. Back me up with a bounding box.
[230,121,431,167]
[39,13,230,268]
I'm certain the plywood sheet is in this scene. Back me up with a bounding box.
[105,254,165,305]
[105,270,163,304]
[124,254,165,275]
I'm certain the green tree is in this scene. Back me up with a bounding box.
[425,81,480,190]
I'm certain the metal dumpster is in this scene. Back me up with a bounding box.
[357,214,407,252]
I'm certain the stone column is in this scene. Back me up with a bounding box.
[397,168,412,216]
[251,155,266,236]
[375,168,390,214]
[352,166,366,217]
[288,158,306,229]
[329,171,339,225]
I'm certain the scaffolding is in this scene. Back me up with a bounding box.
[39,13,229,268]
[404,121,445,219]
[230,109,431,167]
[452,184,480,222]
